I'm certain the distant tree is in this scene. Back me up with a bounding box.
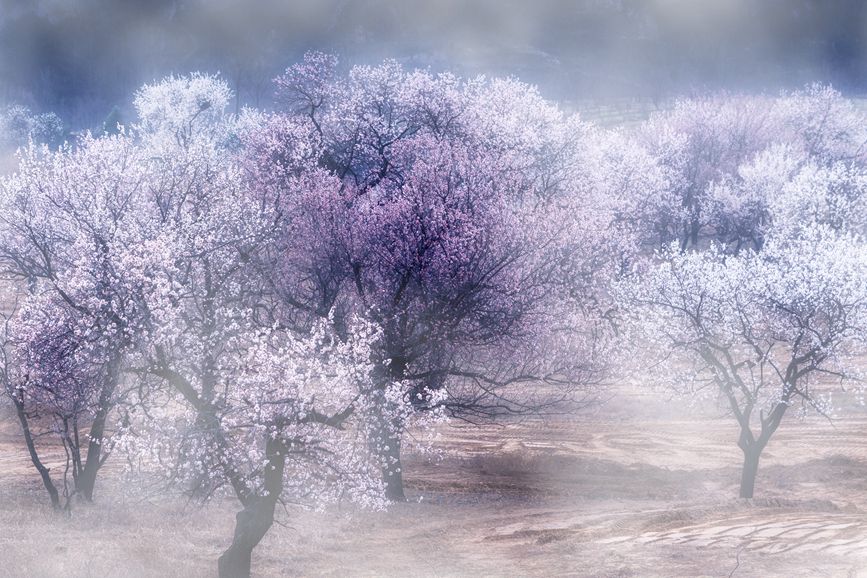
[639,85,867,252]
[133,72,233,148]
[0,104,65,149]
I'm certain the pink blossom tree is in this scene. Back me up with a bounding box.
[245,54,636,500]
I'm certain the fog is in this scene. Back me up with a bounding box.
[2,0,867,125]
[3,3,867,578]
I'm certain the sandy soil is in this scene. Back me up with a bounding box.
[1,388,866,577]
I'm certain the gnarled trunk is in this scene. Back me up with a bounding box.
[218,497,279,578]
[76,412,106,501]
[735,400,786,499]
[218,437,286,578]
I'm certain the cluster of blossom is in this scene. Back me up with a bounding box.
[118,314,400,508]
[639,85,867,251]
[621,229,867,399]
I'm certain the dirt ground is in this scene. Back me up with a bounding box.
[1,387,866,577]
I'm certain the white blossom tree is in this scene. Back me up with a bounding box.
[620,225,867,498]
[639,85,867,252]
[114,73,430,577]
[0,133,153,506]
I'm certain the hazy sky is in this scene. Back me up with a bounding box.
[1,0,865,125]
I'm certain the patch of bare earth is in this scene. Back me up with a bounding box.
[1,388,867,576]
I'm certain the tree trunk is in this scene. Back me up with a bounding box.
[736,400,786,499]
[77,352,122,501]
[369,359,407,502]
[13,396,60,509]
[218,498,279,578]
[218,437,286,578]
[76,415,104,501]
[380,428,405,502]
[739,446,761,499]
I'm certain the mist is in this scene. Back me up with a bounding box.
[2,0,867,125]
[3,3,867,578]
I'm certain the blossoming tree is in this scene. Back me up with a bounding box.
[620,224,867,498]
[115,74,424,578]
[639,85,867,252]
[244,54,639,500]
[0,133,152,506]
